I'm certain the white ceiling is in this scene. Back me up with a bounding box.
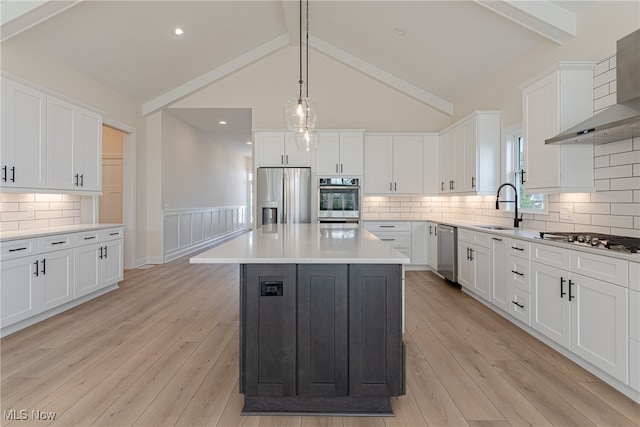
[0,0,595,155]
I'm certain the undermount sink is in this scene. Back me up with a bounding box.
[474,225,513,230]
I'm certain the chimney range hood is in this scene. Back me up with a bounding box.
[546,28,640,145]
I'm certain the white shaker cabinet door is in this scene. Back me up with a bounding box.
[1,76,47,189]
[39,248,74,312]
[75,243,102,298]
[1,255,39,327]
[102,239,124,285]
[364,135,393,194]
[531,262,571,348]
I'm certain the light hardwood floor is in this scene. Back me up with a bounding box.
[1,255,639,426]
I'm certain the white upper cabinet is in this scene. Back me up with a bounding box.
[422,134,439,194]
[521,63,596,193]
[254,131,311,167]
[0,76,47,189]
[315,131,363,176]
[439,111,500,195]
[47,97,102,192]
[1,75,102,193]
[364,134,423,194]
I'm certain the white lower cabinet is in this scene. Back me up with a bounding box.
[531,244,629,383]
[426,222,438,270]
[510,288,531,325]
[1,226,123,335]
[1,255,39,326]
[39,248,74,312]
[364,221,412,262]
[458,232,490,301]
[570,272,628,382]
[74,228,123,298]
[410,222,428,266]
[628,288,639,392]
[490,236,508,312]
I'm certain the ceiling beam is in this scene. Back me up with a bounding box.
[474,0,576,45]
[0,0,82,42]
[142,34,290,116]
[281,0,300,47]
[310,35,454,116]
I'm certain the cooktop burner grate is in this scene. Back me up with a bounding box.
[538,232,640,254]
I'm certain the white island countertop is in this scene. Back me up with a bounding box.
[190,223,411,264]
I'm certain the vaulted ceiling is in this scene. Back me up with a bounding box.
[0,0,593,154]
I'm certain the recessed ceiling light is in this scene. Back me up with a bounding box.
[394,27,406,36]
[246,141,253,145]
[174,28,184,36]
[219,121,227,125]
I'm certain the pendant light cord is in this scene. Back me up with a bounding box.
[298,0,303,98]
[305,0,309,98]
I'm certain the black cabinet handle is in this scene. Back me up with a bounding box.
[512,300,525,308]
[74,174,79,186]
[10,167,15,182]
[281,155,284,165]
[560,277,566,298]
[394,182,397,191]
[471,176,476,189]
[285,155,289,164]
[41,258,46,275]
[336,163,339,173]
[492,237,502,241]
[34,260,39,276]
[8,247,27,252]
[521,169,526,185]
[390,182,393,191]
[511,246,524,251]
[2,165,6,182]
[380,225,395,228]
[340,164,343,173]
[511,270,524,277]
[104,245,108,258]
[80,174,84,187]
[84,236,96,240]
[441,181,444,191]
[569,279,575,301]
[99,246,103,259]
[469,248,474,261]
[51,241,66,245]
[109,232,119,236]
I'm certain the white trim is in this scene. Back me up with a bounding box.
[473,0,576,45]
[101,119,137,270]
[142,34,290,116]
[309,35,453,116]
[0,0,82,42]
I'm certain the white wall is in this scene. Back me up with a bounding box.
[161,111,248,208]
[172,47,451,132]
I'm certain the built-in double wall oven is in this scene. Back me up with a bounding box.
[318,178,360,223]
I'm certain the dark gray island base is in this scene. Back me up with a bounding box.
[239,263,405,416]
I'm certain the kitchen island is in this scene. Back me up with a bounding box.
[190,223,409,416]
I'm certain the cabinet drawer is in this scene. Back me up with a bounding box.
[373,232,411,248]
[630,290,639,342]
[630,262,639,292]
[509,287,531,326]
[531,243,571,269]
[571,250,628,286]
[508,255,530,292]
[38,233,73,253]
[75,230,100,246]
[0,238,38,261]
[459,229,490,248]
[364,222,411,232]
[509,239,530,259]
[100,227,124,241]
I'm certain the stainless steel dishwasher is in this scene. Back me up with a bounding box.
[436,224,457,283]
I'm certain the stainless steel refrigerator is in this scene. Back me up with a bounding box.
[257,167,311,226]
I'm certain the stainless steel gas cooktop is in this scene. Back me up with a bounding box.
[538,232,640,254]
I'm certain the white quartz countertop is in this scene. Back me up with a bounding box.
[190,223,411,264]
[0,224,123,242]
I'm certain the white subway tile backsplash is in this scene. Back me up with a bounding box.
[594,94,617,111]
[610,177,640,191]
[594,165,633,179]
[35,210,62,220]
[594,155,610,168]
[609,56,616,69]
[34,194,63,202]
[591,191,634,203]
[574,203,610,214]
[0,193,82,230]
[594,60,611,76]
[0,203,18,211]
[610,203,640,216]
[594,84,610,99]
[1,193,35,202]
[610,150,640,166]
[594,69,616,88]
[595,179,611,191]
[49,218,75,227]
[591,214,634,228]
[19,219,49,229]
[594,139,633,156]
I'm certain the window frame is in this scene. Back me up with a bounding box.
[505,128,548,215]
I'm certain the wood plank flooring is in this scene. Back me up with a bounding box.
[1,256,638,426]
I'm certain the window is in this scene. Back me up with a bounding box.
[508,130,546,213]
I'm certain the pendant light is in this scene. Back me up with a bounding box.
[284,0,319,151]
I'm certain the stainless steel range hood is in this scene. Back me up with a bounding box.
[546,28,640,145]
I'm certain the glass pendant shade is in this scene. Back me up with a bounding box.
[284,95,318,133]
[294,129,319,152]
